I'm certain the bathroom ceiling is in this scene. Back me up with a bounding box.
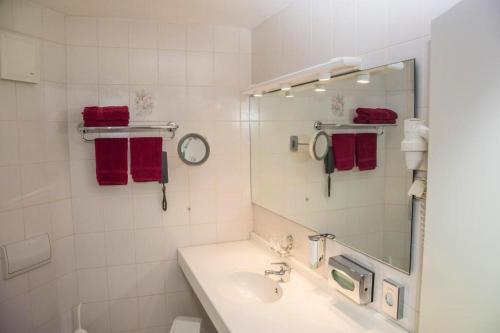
[33,0,293,28]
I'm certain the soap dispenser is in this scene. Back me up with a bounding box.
[308,234,335,269]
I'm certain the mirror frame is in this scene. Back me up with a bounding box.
[177,133,210,166]
[309,130,330,160]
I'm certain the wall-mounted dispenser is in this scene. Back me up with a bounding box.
[0,234,51,279]
[382,279,404,320]
[308,233,335,269]
[328,255,374,305]
[401,118,429,170]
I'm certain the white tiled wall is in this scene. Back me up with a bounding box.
[66,15,252,333]
[0,1,76,333]
[251,0,461,332]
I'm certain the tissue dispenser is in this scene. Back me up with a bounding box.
[328,255,374,304]
[0,234,51,279]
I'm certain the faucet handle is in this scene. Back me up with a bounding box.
[270,262,290,271]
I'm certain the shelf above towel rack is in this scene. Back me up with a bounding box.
[78,122,179,142]
[313,121,396,135]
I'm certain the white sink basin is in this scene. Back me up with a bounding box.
[216,272,283,304]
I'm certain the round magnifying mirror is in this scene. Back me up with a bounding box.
[178,133,210,166]
[309,131,330,160]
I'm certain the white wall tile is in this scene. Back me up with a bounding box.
[13,0,42,37]
[99,47,129,84]
[158,22,186,50]
[107,265,137,299]
[20,162,49,206]
[109,298,139,332]
[135,228,165,263]
[129,49,158,84]
[44,82,67,121]
[66,16,97,46]
[98,18,129,47]
[42,41,66,83]
[17,83,44,121]
[0,208,24,247]
[75,233,106,268]
[67,46,99,84]
[105,230,136,266]
[52,236,75,277]
[133,194,163,228]
[0,80,17,121]
[50,199,73,240]
[164,261,188,292]
[0,0,14,30]
[187,24,213,51]
[138,294,167,328]
[130,20,158,49]
[356,0,389,54]
[30,281,58,326]
[42,8,65,44]
[158,50,186,85]
[136,261,165,296]
[214,53,239,87]
[0,294,33,333]
[186,52,213,86]
[214,26,239,53]
[239,29,252,54]
[387,0,425,46]
[0,121,19,166]
[332,0,357,57]
[81,301,110,333]
[77,267,108,302]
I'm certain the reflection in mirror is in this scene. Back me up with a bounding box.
[250,60,415,273]
[178,133,210,166]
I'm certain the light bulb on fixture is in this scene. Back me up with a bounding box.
[357,73,370,84]
[284,91,294,98]
[252,91,263,97]
[281,83,292,91]
[318,72,331,81]
[314,84,326,92]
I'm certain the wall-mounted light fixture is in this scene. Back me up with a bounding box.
[356,73,370,84]
[281,83,292,91]
[252,91,263,97]
[318,72,331,81]
[284,91,294,98]
[314,84,326,92]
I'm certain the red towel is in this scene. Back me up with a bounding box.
[94,138,128,185]
[331,134,355,171]
[130,137,163,182]
[353,116,396,124]
[355,133,377,171]
[356,108,398,120]
[83,106,129,127]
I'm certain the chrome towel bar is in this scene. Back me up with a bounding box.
[78,122,179,142]
[313,121,396,135]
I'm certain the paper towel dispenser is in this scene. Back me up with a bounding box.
[0,234,51,279]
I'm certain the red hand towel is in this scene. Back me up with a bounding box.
[83,106,129,127]
[331,134,355,171]
[94,138,128,185]
[353,116,396,124]
[130,137,163,182]
[356,108,398,120]
[355,133,377,171]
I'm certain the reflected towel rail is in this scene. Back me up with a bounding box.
[78,122,179,142]
[313,121,396,135]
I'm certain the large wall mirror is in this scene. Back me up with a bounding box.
[250,59,415,273]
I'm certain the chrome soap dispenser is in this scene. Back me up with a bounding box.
[308,233,335,269]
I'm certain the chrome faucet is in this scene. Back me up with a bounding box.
[264,262,291,283]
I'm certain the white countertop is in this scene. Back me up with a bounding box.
[178,237,407,333]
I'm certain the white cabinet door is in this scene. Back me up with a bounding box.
[0,31,40,83]
[420,0,500,332]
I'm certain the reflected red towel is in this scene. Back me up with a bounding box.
[355,133,377,171]
[94,138,128,185]
[130,137,163,182]
[331,134,355,171]
[356,108,398,120]
[83,106,129,127]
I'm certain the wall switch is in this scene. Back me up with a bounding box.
[382,279,404,320]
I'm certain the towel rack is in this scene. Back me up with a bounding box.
[313,121,396,135]
[78,122,179,142]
